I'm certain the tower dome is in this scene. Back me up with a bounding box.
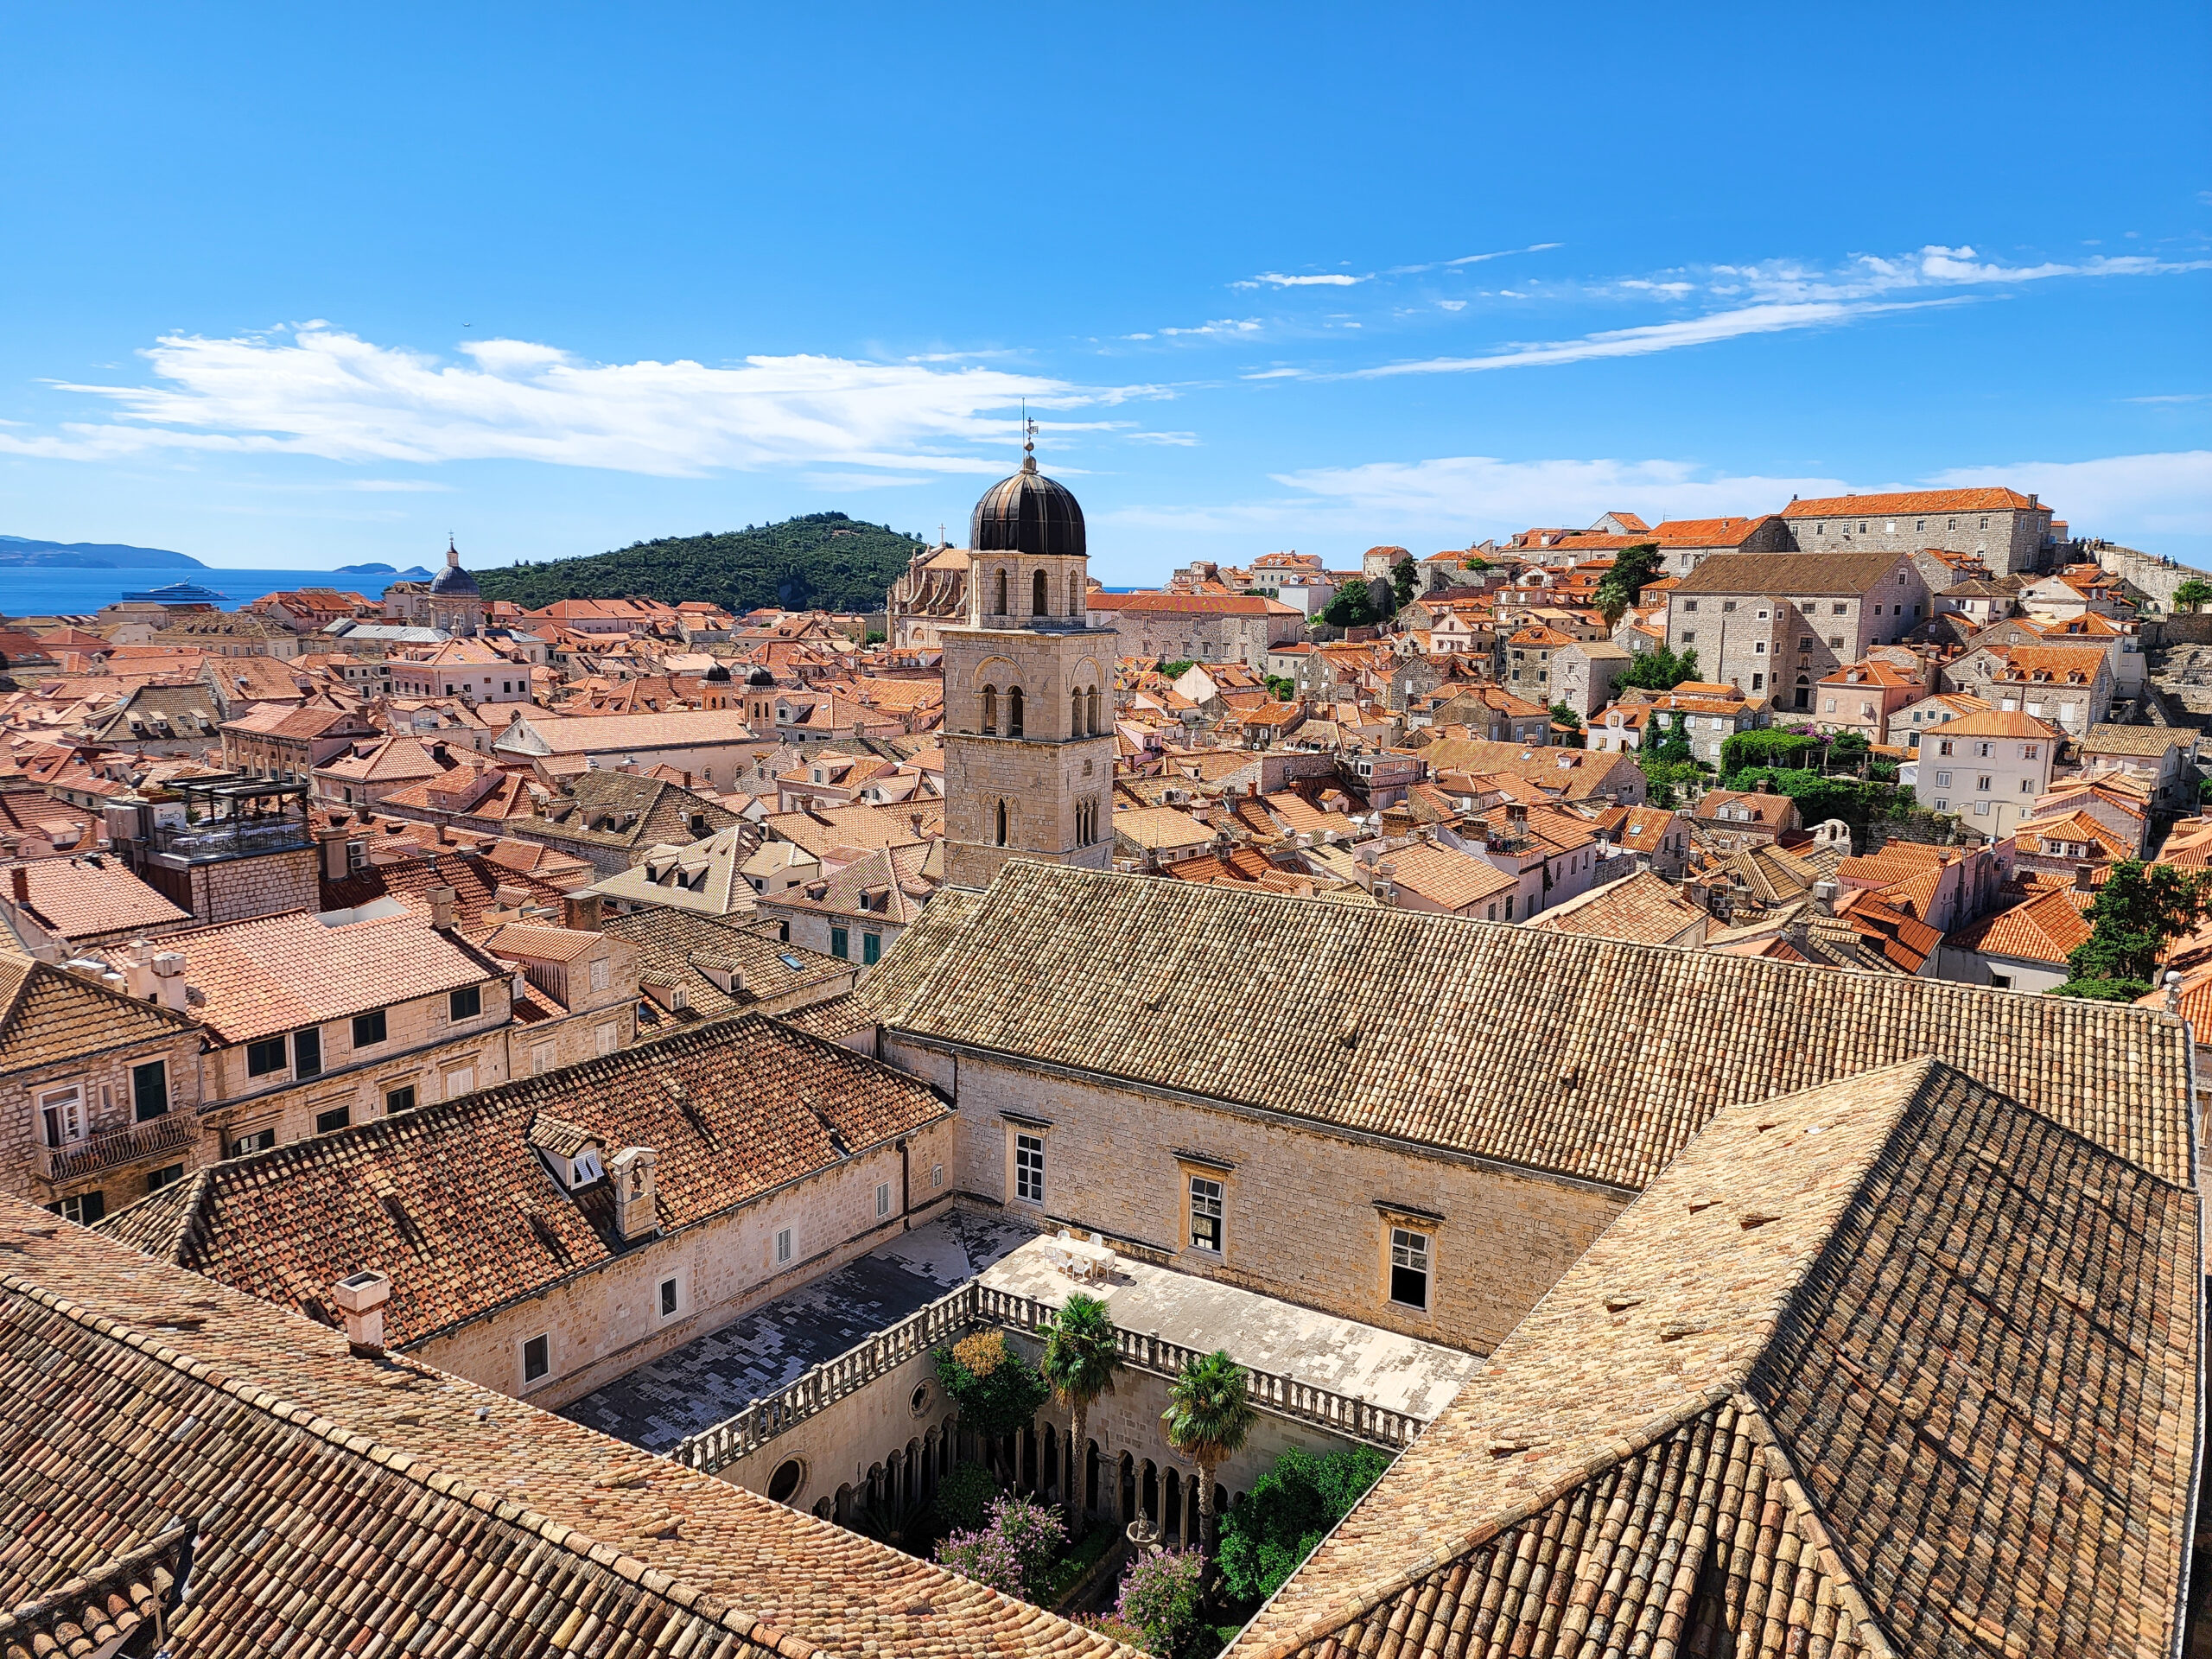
[429,538,480,596]
[969,448,1085,559]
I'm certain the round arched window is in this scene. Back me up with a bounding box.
[766,1458,805,1503]
[910,1382,931,1416]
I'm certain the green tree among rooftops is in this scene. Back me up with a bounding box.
[2051,859,2209,1001]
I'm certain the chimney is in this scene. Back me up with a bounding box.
[2165,969,2183,1014]
[563,890,602,932]
[8,867,26,906]
[316,823,350,880]
[2075,863,2095,893]
[331,1269,392,1356]
[151,950,187,1012]
[608,1147,658,1243]
[1811,879,1839,914]
[429,886,457,931]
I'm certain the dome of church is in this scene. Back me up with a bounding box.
[429,541,480,596]
[970,450,1085,559]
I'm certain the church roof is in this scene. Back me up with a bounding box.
[851,861,2193,1190]
[969,450,1085,558]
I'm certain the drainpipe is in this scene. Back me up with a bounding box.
[899,1136,911,1231]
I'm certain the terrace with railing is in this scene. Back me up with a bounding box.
[41,1110,195,1184]
[676,1262,1458,1476]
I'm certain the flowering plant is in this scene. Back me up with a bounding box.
[935,1493,1065,1599]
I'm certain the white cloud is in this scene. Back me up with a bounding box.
[1387,243,1563,276]
[1436,300,1466,312]
[1241,367,1306,380]
[343,478,454,493]
[2126,392,2209,404]
[1107,449,2212,560]
[1345,299,1958,378]
[1156,318,1264,337]
[1234,272,1366,289]
[0,322,1152,479]
[1923,451,2212,541]
[1724,245,2211,305]
[1122,430,1201,447]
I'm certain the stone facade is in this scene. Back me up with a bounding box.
[1780,491,2057,575]
[418,1122,959,1407]
[1665,551,1929,712]
[942,532,1117,888]
[880,1039,1627,1357]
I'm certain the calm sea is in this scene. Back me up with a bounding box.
[0,566,410,618]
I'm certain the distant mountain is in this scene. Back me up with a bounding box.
[0,535,204,569]
[334,563,434,581]
[476,513,924,614]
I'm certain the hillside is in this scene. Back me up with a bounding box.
[476,513,924,614]
[0,535,203,569]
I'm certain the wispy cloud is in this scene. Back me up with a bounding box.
[1344,298,1961,379]
[1234,272,1365,289]
[0,323,1157,478]
[1714,245,2212,305]
[1122,430,1200,446]
[343,478,454,493]
[1103,450,2212,558]
[1386,242,1562,276]
[1156,318,1264,337]
[2127,392,2210,404]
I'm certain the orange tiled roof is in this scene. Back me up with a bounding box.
[172,907,499,1045]
[1781,487,2044,518]
[1948,885,2094,964]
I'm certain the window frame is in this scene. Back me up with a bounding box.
[131,1058,168,1122]
[775,1227,794,1266]
[293,1026,323,1080]
[385,1084,418,1115]
[353,1007,388,1048]
[245,1035,289,1077]
[449,984,483,1022]
[521,1333,551,1387]
[1388,1226,1433,1312]
[658,1275,680,1319]
[1014,1131,1046,1205]
[314,1104,351,1135]
[1188,1175,1224,1254]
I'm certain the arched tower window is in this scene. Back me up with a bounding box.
[995,799,1008,847]
[1086,687,1101,735]
[1007,686,1025,738]
[981,684,997,734]
[994,569,1009,616]
[1071,687,1084,736]
[1069,572,1082,617]
[1033,569,1050,617]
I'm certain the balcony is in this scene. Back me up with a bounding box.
[41,1111,195,1185]
[148,817,313,865]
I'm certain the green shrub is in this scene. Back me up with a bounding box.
[1718,728,1821,778]
[934,1463,1000,1533]
[1217,1445,1390,1604]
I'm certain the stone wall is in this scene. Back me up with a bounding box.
[882,1039,1628,1357]
[189,845,321,925]
[2089,543,2212,615]
[416,1120,959,1405]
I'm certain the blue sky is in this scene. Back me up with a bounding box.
[2,3,2208,580]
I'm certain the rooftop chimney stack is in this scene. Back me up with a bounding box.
[331,1269,393,1357]
[8,867,26,906]
[151,951,188,1012]
[2074,864,2095,893]
[562,891,602,933]
[609,1147,658,1243]
[429,886,457,931]
[316,823,350,880]
[2164,969,2183,1014]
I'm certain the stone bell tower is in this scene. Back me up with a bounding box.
[942,430,1117,888]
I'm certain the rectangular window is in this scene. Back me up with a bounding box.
[353,1008,387,1048]
[51,1191,105,1225]
[659,1276,679,1318]
[877,1180,893,1218]
[145,1163,184,1194]
[1389,1228,1432,1310]
[862,932,882,966]
[1680,630,1695,644]
[1190,1176,1224,1252]
[531,1044,556,1074]
[776,1227,793,1265]
[522,1334,550,1384]
[589,957,611,992]
[1976,775,1993,792]
[1937,741,1954,757]
[1681,600,1698,612]
[1935,798,1949,811]
[315,1105,350,1135]
[449,985,482,1021]
[293,1027,322,1079]
[1722,600,1738,613]
[1751,673,1764,690]
[1975,800,1991,817]
[1015,1132,1046,1205]
[594,1021,618,1056]
[385,1084,417,1115]
[931,1163,944,1188]
[230,1127,277,1156]
[830,926,849,959]
[131,1059,168,1122]
[246,1036,288,1077]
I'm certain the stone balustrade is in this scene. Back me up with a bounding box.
[676,1277,1425,1475]
[41,1110,194,1185]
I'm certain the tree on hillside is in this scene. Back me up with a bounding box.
[1039,1294,1122,1541]
[1595,543,1663,626]
[1620,643,1700,691]
[2174,579,2212,613]
[1390,555,1419,607]
[2053,860,2209,1001]
[1319,579,1380,629]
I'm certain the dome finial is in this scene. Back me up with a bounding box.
[1021,400,1037,474]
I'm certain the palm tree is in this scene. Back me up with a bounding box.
[1039,1292,1122,1540]
[1161,1349,1256,1567]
